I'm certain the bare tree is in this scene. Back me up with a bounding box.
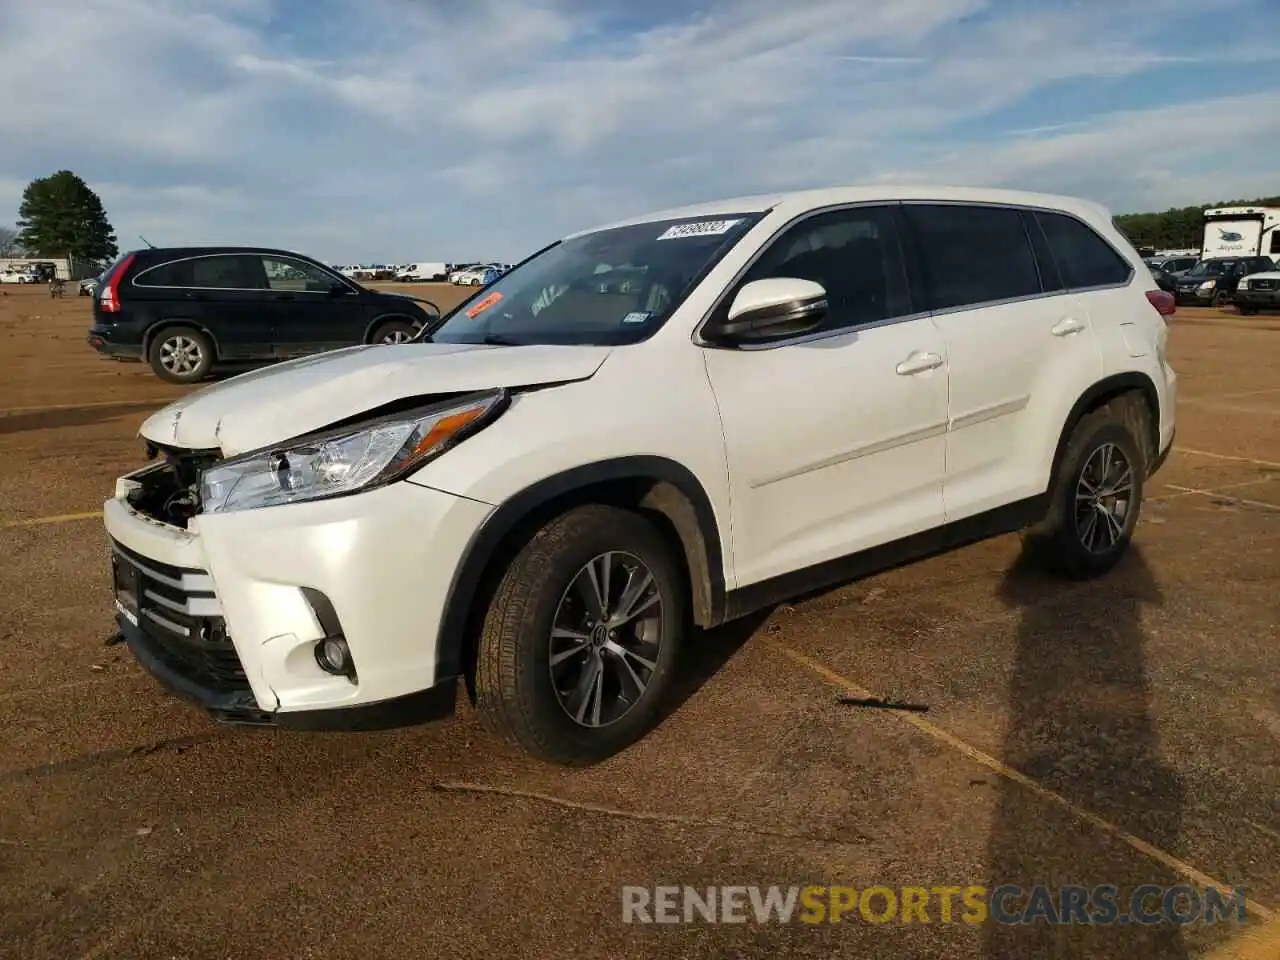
[0,225,20,257]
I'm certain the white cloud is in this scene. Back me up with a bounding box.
[0,0,1276,261]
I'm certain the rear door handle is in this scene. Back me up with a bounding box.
[896,351,943,376]
[1051,317,1085,337]
[273,293,296,301]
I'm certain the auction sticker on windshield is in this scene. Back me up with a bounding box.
[657,219,743,240]
[466,290,503,319]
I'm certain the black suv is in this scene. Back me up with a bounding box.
[1174,255,1276,307]
[87,247,440,383]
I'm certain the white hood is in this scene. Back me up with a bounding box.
[139,342,612,455]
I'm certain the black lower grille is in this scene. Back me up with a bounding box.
[1251,279,1276,290]
[111,541,248,694]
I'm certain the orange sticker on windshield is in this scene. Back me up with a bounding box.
[466,290,503,319]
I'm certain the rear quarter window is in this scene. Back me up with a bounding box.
[1036,212,1132,289]
[133,260,191,287]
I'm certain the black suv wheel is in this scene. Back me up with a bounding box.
[149,326,214,384]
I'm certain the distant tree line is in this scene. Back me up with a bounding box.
[1114,196,1280,251]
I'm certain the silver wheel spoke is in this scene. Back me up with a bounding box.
[1075,442,1135,555]
[1103,507,1125,545]
[574,555,609,620]
[604,638,656,672]
[606,642,650,698]
[549,626,590,666]
[1086,510,1100,551]
[610,567,657,626]
[550,550,665,729]
[1098,469,1133,498]
[568,657,604,724]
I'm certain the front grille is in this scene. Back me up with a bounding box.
[1250,278,1276,291]
[111,540,248,693]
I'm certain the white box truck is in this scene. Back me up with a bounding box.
[1201,206,1280,260]
[396,262,449,282]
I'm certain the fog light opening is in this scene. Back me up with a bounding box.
[315,636,356,680]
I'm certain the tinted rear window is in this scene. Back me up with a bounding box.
[904,204,1041,310]
[1036,212,1131,289]
[134,259,191,287]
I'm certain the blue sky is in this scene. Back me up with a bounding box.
[1,0,1278,264]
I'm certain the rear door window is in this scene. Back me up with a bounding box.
[904,204,1042,311]
[1035,212,1132,289]
[189,255,264,289]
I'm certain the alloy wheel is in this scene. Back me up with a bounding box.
[1074,442,1134,554]
[159,336,203,376]
[549,551,664,728]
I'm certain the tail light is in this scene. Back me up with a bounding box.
[99,253,135,314]
[1145,289,1176,317]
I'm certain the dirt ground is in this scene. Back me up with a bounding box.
[1,284,1277,960]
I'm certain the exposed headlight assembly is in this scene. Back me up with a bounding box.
[1197,280,1216,291]
[199,390,505,514]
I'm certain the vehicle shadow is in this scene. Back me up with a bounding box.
[982,543,1188,958]
[656,608,774,723]
[0,400,171,436]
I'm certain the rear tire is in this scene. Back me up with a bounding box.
[371,318,418,344]
[1028,395,1148,579]
[148,326,213,384]
[473,505,687,766]
[1238,304,1260,316]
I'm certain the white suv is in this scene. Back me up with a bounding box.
[103,186,1177,765]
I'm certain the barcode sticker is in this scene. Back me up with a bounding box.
[656,219,743,240]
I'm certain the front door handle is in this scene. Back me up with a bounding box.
[896,351,944,376]
[1051,317,1085,337]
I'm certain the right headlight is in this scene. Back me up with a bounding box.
[199,390,506,514]
[1238,279,1250,290]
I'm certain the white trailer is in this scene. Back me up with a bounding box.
[1201,206,1280,260]
[396,261,449,281]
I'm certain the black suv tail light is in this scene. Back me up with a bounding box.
[100,253,135,313]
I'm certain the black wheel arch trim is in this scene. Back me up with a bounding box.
[144,320,221,360]
[1049,371,1161,485]
[433,456,728,682]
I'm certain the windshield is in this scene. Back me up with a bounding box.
[428,213,762,346]
[1186,260,1234,277]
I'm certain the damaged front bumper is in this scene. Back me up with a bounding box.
[103,460,492,731]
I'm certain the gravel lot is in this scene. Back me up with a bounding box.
[1,285,1277,959]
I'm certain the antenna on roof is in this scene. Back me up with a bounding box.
[138,234,157,249]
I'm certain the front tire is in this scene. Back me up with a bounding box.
[371,318,418,344]
[148,326,214,384]
[1029,396,1148,579]
[1238,303,1260,316]
[473,505,687,766]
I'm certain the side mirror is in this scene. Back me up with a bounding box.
[327,282,349,296]
[705,277,828,344]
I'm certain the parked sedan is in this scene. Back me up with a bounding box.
[1233,269,1280,315]
[86,245,440,383]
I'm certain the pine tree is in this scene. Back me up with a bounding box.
[16,171,118,263]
